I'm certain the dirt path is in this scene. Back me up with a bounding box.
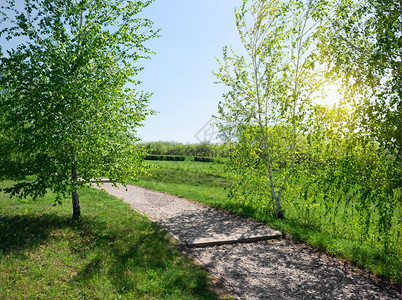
[98,183,400,299]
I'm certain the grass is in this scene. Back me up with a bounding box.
[133,160,401,284]
[0,180,219,299]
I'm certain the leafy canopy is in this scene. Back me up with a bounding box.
[214,0,325,217]
[0,0,158,204]
[315,0,401,153]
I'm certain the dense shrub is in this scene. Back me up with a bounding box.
[142,141,229,158]
[145,155,186,161]
[194,157,214,162]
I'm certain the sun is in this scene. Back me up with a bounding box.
[316,83,343,107]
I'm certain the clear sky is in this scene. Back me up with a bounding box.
[136,0,244,143]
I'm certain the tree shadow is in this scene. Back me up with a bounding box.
[0,214,74,255]
[0,213,218,299]
[71,224,217,299]
[187,239,401,299]
[158,207,276,242]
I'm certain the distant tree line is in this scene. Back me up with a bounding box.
[141,141,229,158]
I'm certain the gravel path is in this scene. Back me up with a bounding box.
[98,183,401,299]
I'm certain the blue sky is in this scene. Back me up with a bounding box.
[136,0,244,143]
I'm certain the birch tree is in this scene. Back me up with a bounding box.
[0,0,158,219]
[214,0,324,218]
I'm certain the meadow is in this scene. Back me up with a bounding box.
[0,158,399,299]
[133,160,401,283]
[0,180,218,299]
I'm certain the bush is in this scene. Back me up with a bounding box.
[141,141,229,158]
[145,155,186,161]
[194,157,214,162]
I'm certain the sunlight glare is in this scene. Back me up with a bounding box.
[316,83,343,106]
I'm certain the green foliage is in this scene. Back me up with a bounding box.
[315,0,401,153]
[214,0,325,217]
[0,183,218,299]
[144,155,219,163]
[298,0,402,259]
[145,155,186,161]
[194,156,215,163]
[142,141,228,158]
[295,103,401,256]
[0,0,158,218]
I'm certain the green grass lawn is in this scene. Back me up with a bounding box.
[0,180,218,299]
[133,160,401,284]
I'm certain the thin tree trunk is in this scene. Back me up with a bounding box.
[71,167,80,219]
[274,195,284,218]
[72,189,80,220]
[267,161,284,218]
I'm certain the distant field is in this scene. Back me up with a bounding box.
[0,181,218,299]
[134,160,231,207]
[133,160,401,283]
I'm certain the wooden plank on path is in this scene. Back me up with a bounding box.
[186,235,238,248]
[185,230,282,248]
[236,231,282,243]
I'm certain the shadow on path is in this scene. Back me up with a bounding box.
[188,239,400,299]
[159,207,274,242]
